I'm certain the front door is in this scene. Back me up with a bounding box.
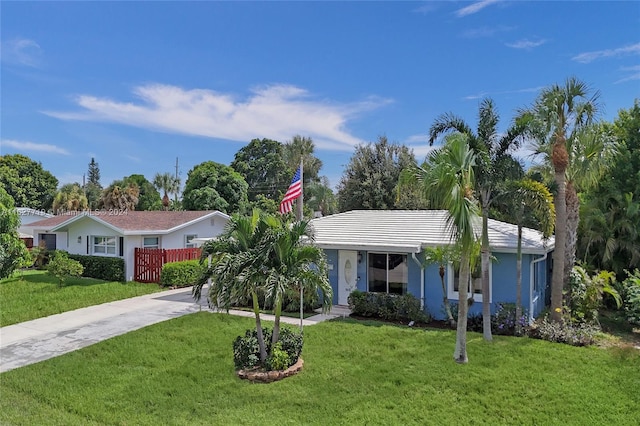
[338,250,358,305]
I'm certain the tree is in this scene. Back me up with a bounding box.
[153,172,180,210]
[337,136,417,212]
[123,174,162,211]
[99,181,139,210]
[0,188,30,280]
[85,157,102,210]
[283,135,323,184]
[305,177,338,216]
[182,162,248,213]
[53,183,88,213]
[231,138,291,203]
[411,133,479,363]
[0,154,58,210]
[520,77,600,322]
[47,251,83,288]
[428,98,525,341]
[422,245,457,328]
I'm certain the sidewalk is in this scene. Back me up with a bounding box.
[0,287,349,373]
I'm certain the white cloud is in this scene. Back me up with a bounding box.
[1,139,69,155]
[124,154,141,163]
[506,38,547,49]
[572,42,640,64]
[463,86,543,100]
[1,38,43,67]
[616,65,640,84]
[44,83,392,152]
[461,25,515,39]
[412,3,438,15]
[456,0,501,17]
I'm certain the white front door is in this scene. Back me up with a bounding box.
[338,250,358,305]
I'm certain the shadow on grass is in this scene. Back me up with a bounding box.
[3,269,127,288]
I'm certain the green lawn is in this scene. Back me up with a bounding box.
[1,313,638,425]
[0,270,163,327]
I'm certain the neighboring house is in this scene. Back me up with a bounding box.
[309,210,554,322]
[17,207,54,236]
[28,210,229,281]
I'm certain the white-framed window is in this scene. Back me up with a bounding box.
[92,236,116,255]
[143,236,159,249]
[367,252,408,295]
[448,262,492,303]
[185,234,198,248]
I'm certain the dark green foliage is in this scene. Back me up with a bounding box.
[232,327,302,371]
[230,138,291,202]
[47,251,83,287]
[529,316,599,346]
[265,342,290,371]
[123,174,162,211]
[160,260,205,288]
[620,269,640,325]
[0,188,30,279]
[0,154,58,210]
[448,301,483,332]
[182,161,248,213]
[67,254,125,281]
[348,290,430,323]
[491,303,528,336]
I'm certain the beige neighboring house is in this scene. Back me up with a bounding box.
[28,210,229,281]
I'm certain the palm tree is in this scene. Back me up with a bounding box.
[99,182,139,211]
[53,183,88,212]
[305,177,338,216]
[262,219,332,344]
[283,135,323,184]
[520,77,601,322]
[429,98,525,341]
[412,133,480,363]
[153,172,180,210]
[422,245,457,328]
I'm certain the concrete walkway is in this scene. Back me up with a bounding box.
[0,287,350,373]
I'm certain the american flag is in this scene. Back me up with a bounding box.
[279,167,302,214]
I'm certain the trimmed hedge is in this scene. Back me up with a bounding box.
[160,260,205,288]
[67,253,125,282]
[348,290,430,323]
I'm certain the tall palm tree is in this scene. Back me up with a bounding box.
[412,133,479,363]
[53,183,88,212]
[520,77,600,322]
[153,172,180,210]
[429,98,525,341]
[283,135,323,184]
[422,245,457,328]
[305,177,338,216]
[99,182,139,211]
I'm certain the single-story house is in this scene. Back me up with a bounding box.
[17,207,54,237]
[27,210,229,281]
[309,210,554,322]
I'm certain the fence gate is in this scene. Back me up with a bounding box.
[134,247,202,283]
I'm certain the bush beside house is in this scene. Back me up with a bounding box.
[67,254,125,282]
[160,260,205,288]
[348,290,430,323]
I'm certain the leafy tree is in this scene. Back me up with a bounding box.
[0,154,58,210]
[520,77,600,322]
[231,138,291,203]
[337,136,417,212]
[85,157,102,210]
[53,183,88,213]
[153,172,180,210]
[0,188,30,280]
[47,251,84,288]
[99,181,139,210]
[305,177,338,216]
[283,135,323,184]
[410,133,480,363]
[182,161,248,213]
[429,98,525,341]
[123,174,162,211]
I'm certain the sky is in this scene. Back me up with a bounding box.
[1,1,639,195]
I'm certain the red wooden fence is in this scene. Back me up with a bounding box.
[134,247,202,283]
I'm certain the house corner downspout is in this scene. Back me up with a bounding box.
[529,252,548,324]
[411,252,424,309]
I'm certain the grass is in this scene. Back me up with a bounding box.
[1,313,638,425]
[0,270,163,327]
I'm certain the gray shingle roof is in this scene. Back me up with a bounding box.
[309,210,554,254]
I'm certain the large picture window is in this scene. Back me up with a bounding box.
[448,262,491,303]
[368,253,408,295]
[93,236,116,255]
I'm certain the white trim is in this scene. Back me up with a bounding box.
[447,262,492,303]
[184,234,198,248]
[366,252,409,295]
[529,253,547,323]
[142,236,160,249]
[91,235,117,256]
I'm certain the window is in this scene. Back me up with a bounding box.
[93,236,116,255]
[185,234,198,248]
[143,236,159,249]
[448,262,491,303]
[367,253,408,295]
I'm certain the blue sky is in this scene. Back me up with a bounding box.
[2,1,639,194]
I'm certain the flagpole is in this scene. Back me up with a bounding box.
[296,158,303,221]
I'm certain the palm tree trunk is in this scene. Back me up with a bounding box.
[564,181,579,292]
[440,266,456,328]
[454,256,470,364]
[271,296,282,348]
[481,196,492,341]
[252,291,268,363]
[551,165,567,322]
[515,223,523,336]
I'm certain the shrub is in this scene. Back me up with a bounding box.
[47,251,84,287]
[232,327,303,371]
[621,269,640,326]
[348,290,430,323]
[67,254,125,281]
[491,303,528,336]
[528,316,599,346]
[160,260,205,288]
[569,266,621,324]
